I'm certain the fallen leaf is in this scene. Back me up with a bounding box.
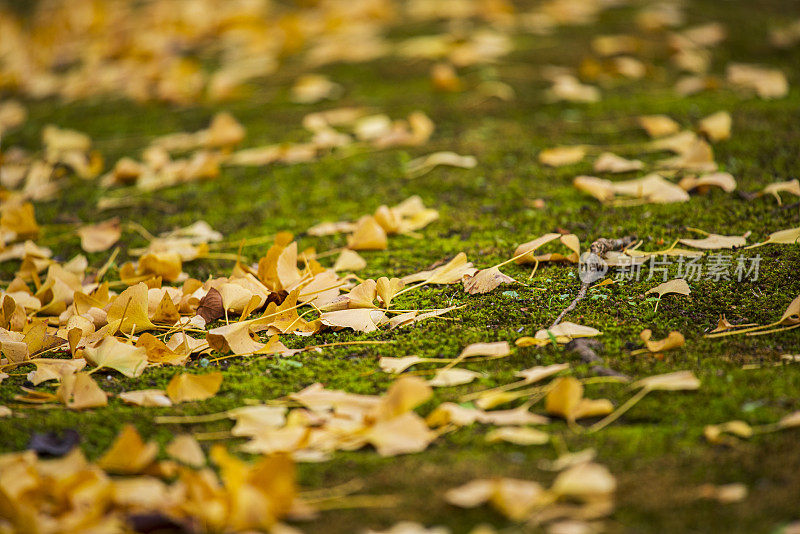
[727,63,788,99]
[347,216,388,250]
[539,146,587,167]
[638,330,686,352]
[376,277,405,307]
[593,152,644,173]
[77,218,121,253]
[333,249,367,271]
[551,462,616,500]
[638,115,680,138]
[545,377,613,422]
[406,152,477,177]
[633,370,700,391]
[697,111,732,141]
[119,389,172,407]
[166,372,223,403]
[320,309,385,333]
[379,355,424,374]
[679,234,745,249]
[56,371,108,409]
[678,172,737,193]
[486,427,549,445]
[429,368,482,387]
[762,179,800,205]
[166,434,206,467]
[97,424,158,474]
[646,278,691,299]
[462,267,516,294]
[83,337,148,378]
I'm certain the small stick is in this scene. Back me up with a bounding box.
[551,235,636,327]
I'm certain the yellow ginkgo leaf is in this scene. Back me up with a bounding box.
[486,427,550,446]
[166,371,223,403]
[333,249,367,271]
[105,282,156,334]
[697,111,731,142]
[77,218,121,253]
[83,337,148,378]
[545,377,583,421]
[118,389,172,407]
[639,329,686,352]
[462,267,516,294]
[376,277,405,307]
[97,424,158,474]
[166,434,206,467]
[347,215,388,250]
[646,279,691,312]
[138,251,183,282]
[56,371,108,410]
[638,115,680,138]
[633,370,700,391]
[679,234,745,249]
[207,318,270,355]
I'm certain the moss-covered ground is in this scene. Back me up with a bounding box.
[2,0,800,532]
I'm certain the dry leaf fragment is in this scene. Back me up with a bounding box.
[534,322,602,344]
[290,74,342,104]
[633,371,700,391]
[746,227,800,248]
[402,253,477,285]
[539,146,587,167]
[551,462,616,500]
[646,278,691,300]
[486,427,549,445]
[727,63,788,99]
[545,377,613,422]
[138,251,183,282]
[516,363,570,383]
[196,287,224,323]
[97,424,158,474]
[593,152,644,173]
[678,172,737,193]
[119,389,172,407]
[696,483,748,503]
[513,233,580,265]
[428,368,482,387]
[638,330,686,352]
[379,355,424,374]
[77,218,121,253]
[207,317,271,354]
[364,412,436,457]
[462,267,516,294]
[347,216,388,250]
[166,372,223,403]
[445,478,546,521]
[365,522,449,534]
[679,233,745,249]
[762,179,800,205]
[704,420,753,443]
[166,434,206,467]
[698,111,732,142]
[638,115,680,138]
[575,174,690,204]
[333,249,366,271]
[406,152,477,177]
[27,358,87,385]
